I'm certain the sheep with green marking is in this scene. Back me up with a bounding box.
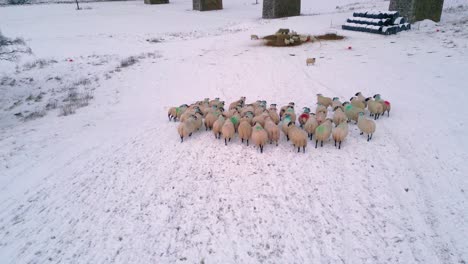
[251,122,268,153]
[315,119,333,148]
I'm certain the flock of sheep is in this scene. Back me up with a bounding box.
[168,93,391,153]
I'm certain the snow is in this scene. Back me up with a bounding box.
[1,0,468,263]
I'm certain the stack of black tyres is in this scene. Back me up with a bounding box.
[342,11,411,35]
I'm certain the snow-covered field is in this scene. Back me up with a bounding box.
[1,0,468,263]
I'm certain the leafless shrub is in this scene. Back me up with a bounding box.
[23,59,58,71]
[23,109,46,121]
[59,104,75,116]
[0,76,16,86]
[146,38,162,44]
[46,99,58,110]
[73,77,92,86]
[0,30,32,61]
[120,56,139,68]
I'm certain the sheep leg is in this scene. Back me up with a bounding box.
[260,145,263,153]
[370,134,373,140]
[189,133,192,137]
[168,115,172,121]
[334,140,336,147]
[315,140,318,148]
[180,136,183,143]
[229,138,231,142]
[360,132,363,135]
[321,141,323,147]
[242,138,244,143]
[225,138,227,146]
[276,141,278,147]
[303,146,305,153]
[367,134,370,141]
[339,141,341,149]
[247,140,249,146]
[286,135,289,141]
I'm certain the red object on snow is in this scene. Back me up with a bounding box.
[348,46,352,50]
[68,59,73,62]
[436,29,440,32]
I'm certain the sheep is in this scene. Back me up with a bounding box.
[180,107,201,123]
[298,107,311,128]
[332,121,348,149]
[306,58,316,66]
[268,105,280,125]
[315,111,326,125]
[168,104,188,122]
[355,92,367,103]
[194,113,203,131]
[373,94,391,117]
[317,94,332,108]
[251,35,259,40]
[350,97,366,110]
[332,97,344,111]
[281,114,293,141]
[357,113,376,141]
[287,123,308,153]
[251,122,268,153]
[252,112,268,128]
[315,104,327,116]
[238,118,253,146]
[229,97,246,110]
[280,102,294,120]
[221,118,235,146]
[204,108,222,130]
[177,115,198,143]
[209,97,220,107]
[365,97,384,120]
[304,113,318,140]
[254,105,266,117]
[230,113,241,132]
[284,106,297,123]
[332,107,347,127]
[315,119,333,148]
[264,118,280,146]
[342,102,364,123]
[241,105,255,117]
[213,115,226,139]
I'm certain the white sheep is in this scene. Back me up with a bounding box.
[212,115,226,139]
[238,118,253,146]
[317,94,333,108]
[222,118,235,146]
[332,121,348,149]
[315,104,327,116]
[251,122,268,153]
[365,97,384,120]
[373,94,391,117]
[287,123,308,153]
[177,115,198,143]
[332,107,347,127]
[343,102,364,123]
[332,97,343,111]
[306,58,316,66]
[264,118,280,146]
[315,119,333,148]
[350,97,366,110]
[357,113,376,141]
[304,113,318,140]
